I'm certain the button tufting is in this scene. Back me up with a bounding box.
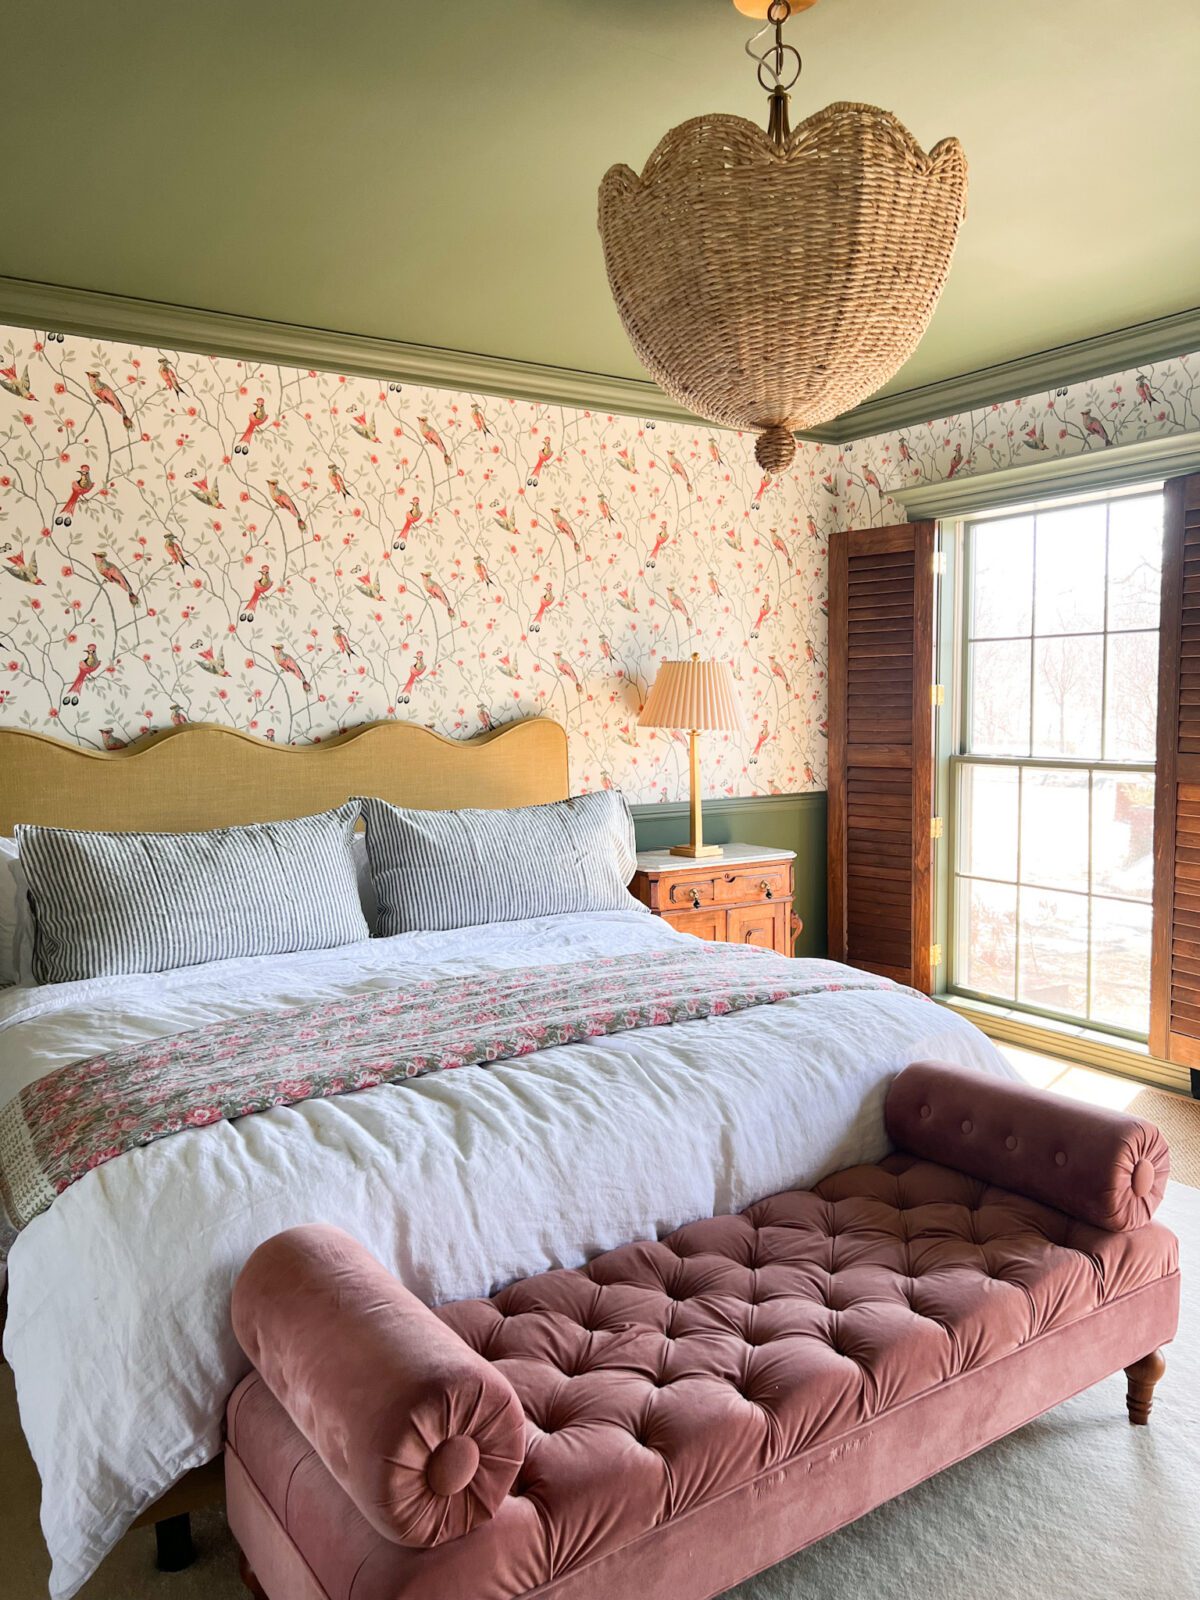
[919,1104,932,1119]
[961,1119,973,1135]
[1054,1151,1068,1168]
[1005,1135,1018,1151]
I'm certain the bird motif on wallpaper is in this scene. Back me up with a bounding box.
[55,463,93,526]
[470,402,491,434]
[495,652,521,681]
[0,363,35,401]
[399,650,425,704]
[553,651,582,695]
[646,521,669,567]
[329,464,349,499]
[418,416,451,465]
[752,472,773,508]
[493,505,518,536]
[598,634,614,664]
[614,587,637,613]
[170,704,189,726]
[597,493,614,523]
[473,552,497,590]
[529,583,554,632]
[5,549,42,585]
[62,644,100,706]
[749,720,771,764]
[550,507,581,554]
[708,439,724,466]
[197,645,229,677]
[272,643,312,693]
[750,597,771,639]
[1080,408,1112,448]
[189,475,223,508]
[158,357,186,397]
[394,497,421,551]
[723,527,745,553]
[94,551,139,607]
[1023,424,1049,452]
[351,412,379,443]
[164,532,192,568]
[614,448,636,475]
[1136,374,1162,408]
[240,564,273,621]
[945,443,966,479]
[421,571,454,617]
[267,478,307,532]
[100,728,128,751]
[526,437,554,487]
[665,586,690,625]
[86,370,134,431]
[708,572,723,598]
[333,624,355,656]
[355,570,382,600]
[665,450,691,490]
[235,398,268,455]
[769,655,790,692]
[477,704,494,730]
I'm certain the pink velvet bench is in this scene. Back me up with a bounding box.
[224,1061,1179,1600]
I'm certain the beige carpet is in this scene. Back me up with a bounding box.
[1129,1088,1200,1188]
[4,1181,1198,1600]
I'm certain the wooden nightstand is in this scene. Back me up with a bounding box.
[630,844,797,954]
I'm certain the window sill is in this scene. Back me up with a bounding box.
[936,992,1191,1095]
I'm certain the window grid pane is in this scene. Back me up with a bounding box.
[951,491,1161,1041]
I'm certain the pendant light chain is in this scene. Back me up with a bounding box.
[745,0,803,144]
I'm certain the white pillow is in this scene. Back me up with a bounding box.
[0,837,35,988]
[351,831,379,931]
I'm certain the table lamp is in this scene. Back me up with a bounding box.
[638,652,746,858]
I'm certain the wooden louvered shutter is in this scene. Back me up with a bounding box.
[1149,471,1200,1081]
[827,521,936,992]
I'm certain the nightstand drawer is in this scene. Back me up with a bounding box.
[662,907,727,942]
[714,865,791,905]
[663,875,720,911]
[727,903,785,950]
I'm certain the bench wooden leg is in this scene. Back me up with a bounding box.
[154,1512,195,1570]
[239,1552,268,1598]
[1124,1348,1166,1425]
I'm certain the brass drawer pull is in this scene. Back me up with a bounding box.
[690,892,701,909]
[760,879,774,900]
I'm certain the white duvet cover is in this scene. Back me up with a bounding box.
[0,911,1010,1598]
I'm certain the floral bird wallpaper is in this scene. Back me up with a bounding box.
[0,326,831,804]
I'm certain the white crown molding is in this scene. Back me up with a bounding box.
[891,431,1200,519]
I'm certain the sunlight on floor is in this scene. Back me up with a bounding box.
[997,1043,1145,1110]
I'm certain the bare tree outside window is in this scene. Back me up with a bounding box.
[952,492,1162,1039]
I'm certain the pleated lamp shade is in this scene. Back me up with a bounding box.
[639,655,745,732]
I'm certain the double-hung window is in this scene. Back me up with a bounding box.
[951,491,1163,1038]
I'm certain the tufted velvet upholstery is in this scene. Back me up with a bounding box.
[887,1060,1171,1231]
[226,1131,1179,1600]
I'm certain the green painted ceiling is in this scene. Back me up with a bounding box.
[2,0,1197,406]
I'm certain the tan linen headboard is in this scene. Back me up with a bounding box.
[0,718,569,834]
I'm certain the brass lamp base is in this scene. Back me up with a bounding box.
[672,728,723,859]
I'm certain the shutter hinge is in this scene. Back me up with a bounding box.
[930,683,945,707]
[930,816,944,840]
[929,944,943,968]
[933,551,947,576]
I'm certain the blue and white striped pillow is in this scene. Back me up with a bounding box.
[359,791,646,935]
[17,804,368,984]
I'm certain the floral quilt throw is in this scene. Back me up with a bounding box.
[0,946,904,1243]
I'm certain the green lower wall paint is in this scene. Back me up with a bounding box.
[630,793,828,957]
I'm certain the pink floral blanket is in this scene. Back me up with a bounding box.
[0,946,902,1243]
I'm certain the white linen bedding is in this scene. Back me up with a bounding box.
[0,910,1011,1599]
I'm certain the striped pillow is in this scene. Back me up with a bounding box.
[17,804,368,985]
[359,791,647,935]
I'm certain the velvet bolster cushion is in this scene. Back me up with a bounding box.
[230,1225,525,1547]
[886,1060,1170,1232]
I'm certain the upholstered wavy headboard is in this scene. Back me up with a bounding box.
[0,719,569,835]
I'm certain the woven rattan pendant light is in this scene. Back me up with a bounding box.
[598,0,968,472]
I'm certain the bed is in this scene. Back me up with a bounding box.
[0,718,1011,1600]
